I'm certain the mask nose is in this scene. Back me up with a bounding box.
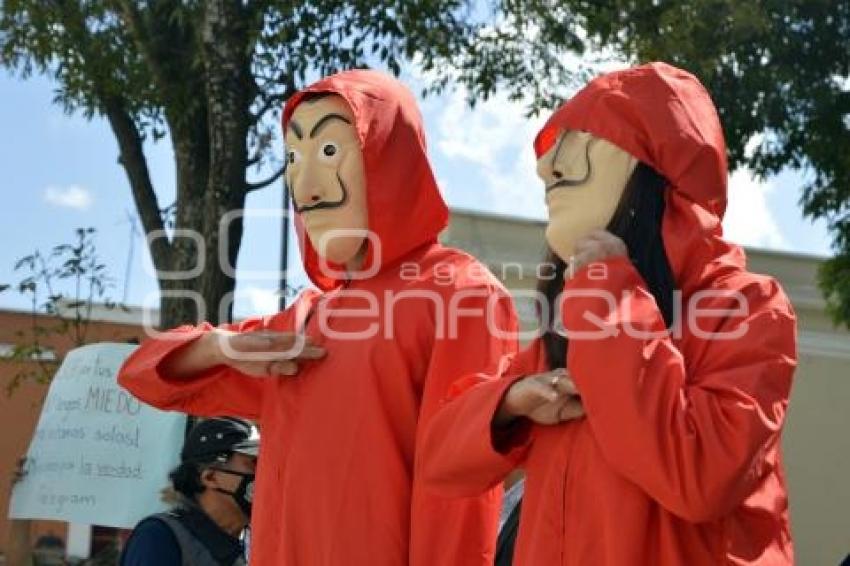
[294,192,325,213]
[536,155,561,185]
[537,162,567,190]
[292,167,329,210]
[548,134,594,186]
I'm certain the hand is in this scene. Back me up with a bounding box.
[571,229,628,275]
[494,369,584,427]
[208,330,326,377]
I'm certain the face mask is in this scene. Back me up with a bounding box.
[536,131,637,262]
[211,468,255,518]
[285,95,369,267]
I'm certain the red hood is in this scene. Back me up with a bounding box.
[283,70,449,291]
[535,62,741,292]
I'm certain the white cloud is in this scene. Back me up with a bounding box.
[722,168,785,249]
[427,81,786,253]
[434,88,548,218]
[425,53,630,220]
[243,286,281,315]
[43,184,93,210]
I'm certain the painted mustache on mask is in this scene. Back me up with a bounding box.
[545,137,596,194]
[291,172,350,213]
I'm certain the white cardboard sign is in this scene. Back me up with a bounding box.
[9,343,186,528]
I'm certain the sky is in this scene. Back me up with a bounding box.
[0,66,832,320]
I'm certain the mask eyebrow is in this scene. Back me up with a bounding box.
[310,113,352,138]
[288,120,303,140]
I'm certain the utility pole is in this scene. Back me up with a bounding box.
[279,177,291,311]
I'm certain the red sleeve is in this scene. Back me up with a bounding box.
[410,283,519,566]
[419,356,536,498]
[117,292,315,421]
[563,256,797,522]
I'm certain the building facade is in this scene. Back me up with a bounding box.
[0,307,147,562]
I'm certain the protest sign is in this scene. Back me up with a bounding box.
[9,342,186,528]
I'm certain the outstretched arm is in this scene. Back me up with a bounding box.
[118,291,324,420]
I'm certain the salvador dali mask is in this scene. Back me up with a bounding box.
[536,130,638,262]
[285,95,369,268]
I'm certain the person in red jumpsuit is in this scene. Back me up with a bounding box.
[119,69,517,566]
[422,62,798,565]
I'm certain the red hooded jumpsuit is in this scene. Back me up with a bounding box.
[421,63,798,565]
[118,70,517,566]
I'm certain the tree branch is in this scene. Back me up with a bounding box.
[246,165,285,193]
[251,91,287,121]
[250,58,299,121]
[116,0,204,138]
[102,96,171,270]
[46,2,171,270]
[113,3,178,120]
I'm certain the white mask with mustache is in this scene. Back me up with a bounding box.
[285,95,368,267]
[537,131,638,262]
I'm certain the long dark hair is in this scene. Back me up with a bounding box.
[538,162,675,370]
[169,461,206,500]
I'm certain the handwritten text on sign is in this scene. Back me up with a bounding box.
[9,343,187,528]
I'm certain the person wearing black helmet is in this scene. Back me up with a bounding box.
[120,417,259,566]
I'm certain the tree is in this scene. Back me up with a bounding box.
[5,1,847,327]
[0,0,587,328]
[1,227,118,394]
[572,0,850,327]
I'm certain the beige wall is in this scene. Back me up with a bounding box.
[784,353,850,564]
[443,208,850,565]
